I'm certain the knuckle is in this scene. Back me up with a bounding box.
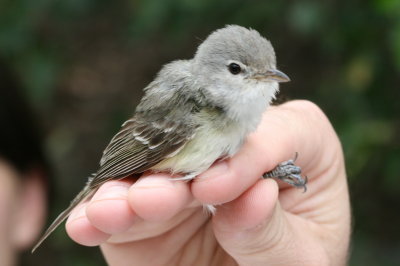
[289,100,325,119]
[285,100,332,130]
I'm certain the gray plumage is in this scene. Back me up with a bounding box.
[32,25,291,252]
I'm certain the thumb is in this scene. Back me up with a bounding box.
[212,179,328,266]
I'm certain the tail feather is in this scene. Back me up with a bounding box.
[31,186,96,253]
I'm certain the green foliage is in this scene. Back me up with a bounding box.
[1,0,398,265]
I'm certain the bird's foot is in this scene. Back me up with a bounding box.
[263,152,308,192]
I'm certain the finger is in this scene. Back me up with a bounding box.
[101,208,209,265]
[86,179,138,234]
[213,178,329,265]
[128,172,194,222]
[192,100,337,207]
[66,201,110,246]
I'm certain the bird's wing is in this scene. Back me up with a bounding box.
[32,107,197,253]
[88,61,204,189]
[88,113,197,188]
[32,60,202,252]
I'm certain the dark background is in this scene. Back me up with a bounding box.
[1,0,399,265]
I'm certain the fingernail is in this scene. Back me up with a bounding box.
[199,161,229,180]
[134,174,175,189]
[92,183,129,201]
[68,203,87,221]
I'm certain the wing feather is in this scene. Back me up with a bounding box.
[88,115,196,189]
[87,60,203,189]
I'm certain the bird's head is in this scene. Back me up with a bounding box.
[192,25,289,123]
[193,25,289,88]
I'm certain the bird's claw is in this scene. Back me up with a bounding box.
[263,153,308,192]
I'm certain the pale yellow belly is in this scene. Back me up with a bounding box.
[152,120,244,174]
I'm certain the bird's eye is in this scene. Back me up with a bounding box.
[228,63,241,75]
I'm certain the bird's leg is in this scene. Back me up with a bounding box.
[263,152,308,192]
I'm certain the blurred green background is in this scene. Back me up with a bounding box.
[1,0,399,265]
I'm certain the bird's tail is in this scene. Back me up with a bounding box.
[31,185,96,253]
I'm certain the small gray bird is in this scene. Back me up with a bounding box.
[32,25,306,252]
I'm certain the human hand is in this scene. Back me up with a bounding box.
[66,100,350,265]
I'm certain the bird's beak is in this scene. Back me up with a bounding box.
[252,69,290,83]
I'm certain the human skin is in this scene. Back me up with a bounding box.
[66,100,351,265]
[0,160,46,266]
